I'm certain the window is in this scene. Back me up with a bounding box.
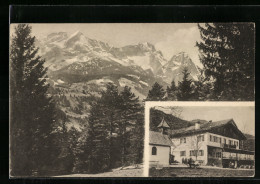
[190,150,195,156]
[234,141,238,147]
[216,152,222,158]
[190,150,204,156]
[152,146,157,155]
[229,140,232,145]
[198,150,204,156]
[198,135,204,142]
[224,138,226,144]
[180,151,186,156]
[210,135,213,142]
[229,140,233,145]
[211,136,224,143]
[180,138,186,144]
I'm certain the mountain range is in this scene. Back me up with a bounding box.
[35,31,200,129]
[36,31,200,89]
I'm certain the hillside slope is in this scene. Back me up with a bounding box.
[150,108,193,131]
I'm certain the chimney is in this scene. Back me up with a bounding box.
[195,122,200,130]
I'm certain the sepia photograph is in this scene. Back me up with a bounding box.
[9,23,255,177]
[145,102,255,177]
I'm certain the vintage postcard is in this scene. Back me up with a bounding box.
[144,102,255,177]
[9,23,254,177]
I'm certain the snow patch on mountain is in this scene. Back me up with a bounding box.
[119,78,138,88]
[127,74,140,80]
[139,80,149,86]
[88,78,114,85]
[57,79,65,84]
[127,53,153,71]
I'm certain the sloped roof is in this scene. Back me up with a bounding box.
[170,119,246,140]
[149,131,174,147]
[157,118,170,128]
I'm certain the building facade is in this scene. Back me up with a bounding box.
[170,119,254,167]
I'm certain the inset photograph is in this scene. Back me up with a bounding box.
[145,102,255,177]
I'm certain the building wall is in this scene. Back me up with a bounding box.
[171,132,240,165]
[149,145,170,167]
[171,134,208,165]
[205,132,239,149]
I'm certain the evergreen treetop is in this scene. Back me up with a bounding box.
[196,23,254,100]
[166,80,177,101]
[146,82,166,101]
[176,67,194,101]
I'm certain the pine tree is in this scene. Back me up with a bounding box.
[99,83,122,169]
[85,101,111,173]
[82,83,121,173]
[176,68,194,101]
[166,80,177,100]
[193,68,214,100]
[10,24,59,176]
[196,23,255,100]
[119,86,143,167]
[79,84,145,173]
[128,108,144,166]
[146,82,166,101]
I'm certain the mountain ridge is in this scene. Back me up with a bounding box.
[37,31,200,83]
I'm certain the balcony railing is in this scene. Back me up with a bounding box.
[221,143,237,149]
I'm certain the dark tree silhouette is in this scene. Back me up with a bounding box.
[10,24,59,176]
[78,84,145,173]
[119,86,143,167]
[176,68,194,101]
[196,23,255,100]
[146,82,166,101]
[166,80,177,100]
[193,67,214,100]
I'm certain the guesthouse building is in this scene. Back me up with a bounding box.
[170,119,255,168]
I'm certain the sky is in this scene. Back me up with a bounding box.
[10,23,202,67]
[155,105,255,136]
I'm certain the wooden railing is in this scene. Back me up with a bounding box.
[221,143,237,149]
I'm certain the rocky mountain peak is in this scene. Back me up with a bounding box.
[169,51,190,63]
[46,32,68,43]
[69,31,84,38]
[162,52,200,84]
[64,31,86,48]
[137,42,156,52]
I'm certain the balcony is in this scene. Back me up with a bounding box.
[221,144,237,149]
